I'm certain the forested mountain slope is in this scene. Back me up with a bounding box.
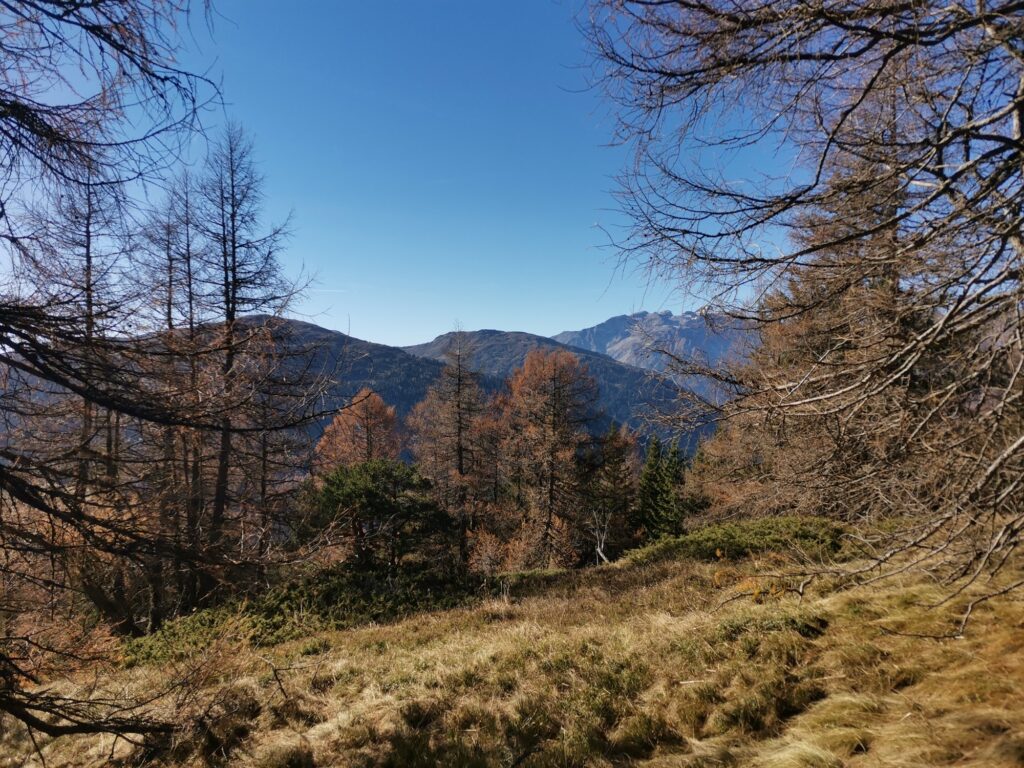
[269,317,448,418]
[403,328,680,433]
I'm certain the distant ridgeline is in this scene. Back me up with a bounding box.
[554,310,753,397]
[267,311,750,449]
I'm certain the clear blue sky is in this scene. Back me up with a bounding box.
[191,0,684,346]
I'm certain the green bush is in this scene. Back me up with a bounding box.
[247,563,481,645]
[623,516,846,566]
[123,606,243,667]
[123,564,484,665]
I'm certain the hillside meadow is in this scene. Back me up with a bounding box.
[2,519,1021,768]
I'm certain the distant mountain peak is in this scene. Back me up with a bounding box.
[552,309,750,377]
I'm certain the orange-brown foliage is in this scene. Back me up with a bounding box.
[314,388,401,474]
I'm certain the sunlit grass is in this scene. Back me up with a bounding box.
[2,531,1022,768]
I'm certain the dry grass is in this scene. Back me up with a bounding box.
[2,552,1023,768]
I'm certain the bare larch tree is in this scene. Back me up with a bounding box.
[587,1,1024,605]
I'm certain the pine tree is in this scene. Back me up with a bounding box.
[316,460,441,572]
[660,441,686,537]
[635,438,686,543]
[635,437,663,542]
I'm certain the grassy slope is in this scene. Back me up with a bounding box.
[3,547,1023,768]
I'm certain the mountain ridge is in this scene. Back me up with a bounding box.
[552,309,751,376]
[271,310,743,442]
[402,327,677,434]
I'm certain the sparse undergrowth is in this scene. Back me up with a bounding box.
[124,516,845,667]
[2,519,1022,768]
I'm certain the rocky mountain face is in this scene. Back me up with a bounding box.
[553,310,751,376]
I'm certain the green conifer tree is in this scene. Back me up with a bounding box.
[658,441,686,537]
[636,438,691,542]
[636,437,664,542]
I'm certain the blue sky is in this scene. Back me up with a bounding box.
[191,0,685,346]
